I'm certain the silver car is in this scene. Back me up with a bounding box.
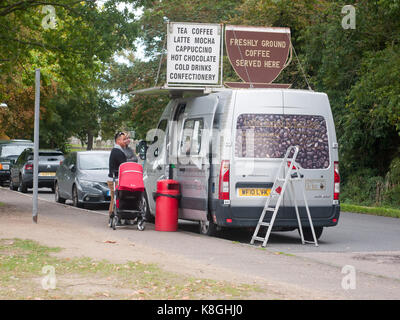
[54,151,111,208]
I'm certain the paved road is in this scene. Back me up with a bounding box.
[34,188,400,253]
[2,187,400,299]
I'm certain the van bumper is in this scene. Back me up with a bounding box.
[212,200,340,228]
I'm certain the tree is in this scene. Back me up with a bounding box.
[0,0,141,149]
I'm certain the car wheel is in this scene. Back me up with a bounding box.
[18,175,28,193]
[72,185,83,208]
[54,182,66,204]
[299,226,323,241]
[9,178,18,191]
[199,217,219,236]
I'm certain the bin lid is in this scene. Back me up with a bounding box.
[157,179,180,194]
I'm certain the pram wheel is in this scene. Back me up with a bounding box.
[137,220,145,231]
[112,216,118,230]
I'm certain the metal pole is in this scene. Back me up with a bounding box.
[33,69,40,223]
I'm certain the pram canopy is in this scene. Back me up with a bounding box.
[118,162,144,192]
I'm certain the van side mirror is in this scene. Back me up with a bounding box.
[69,164,76,172]
[137,140,147,160]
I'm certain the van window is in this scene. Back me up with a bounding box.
[157,119,168,133]
[235,114,329,169]
[180,119,204,155]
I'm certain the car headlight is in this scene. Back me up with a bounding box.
[78,179,99,188]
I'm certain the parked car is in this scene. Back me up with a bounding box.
[9,148,64,193]
[54,151,111,208]
[140,88,340,239]
[0,140,34,186]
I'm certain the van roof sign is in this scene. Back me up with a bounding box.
[166,22,223,87]
[225,25,291,88]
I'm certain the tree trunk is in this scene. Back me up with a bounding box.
[87,131,93,150]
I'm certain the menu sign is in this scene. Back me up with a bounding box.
[225,26,291,87]
[166,22,222,85]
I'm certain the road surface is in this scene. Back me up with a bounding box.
[1,187,400,299]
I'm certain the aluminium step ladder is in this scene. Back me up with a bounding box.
[250,146,319,247]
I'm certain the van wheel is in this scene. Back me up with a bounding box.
[299,226,323,241]
[199,219,219,236]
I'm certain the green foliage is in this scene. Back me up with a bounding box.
[0,1,141,150]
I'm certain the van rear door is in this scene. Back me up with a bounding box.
[230,90,284,220]
[282,91,335,213]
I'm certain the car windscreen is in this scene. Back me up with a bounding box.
[79,153,109,170]
[0,145,31,158]
[235,114,329,169]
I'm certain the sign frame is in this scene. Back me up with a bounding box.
[166,21,224,88]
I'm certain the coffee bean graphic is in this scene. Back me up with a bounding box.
[235,114,329,169]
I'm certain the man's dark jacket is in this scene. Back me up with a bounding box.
[108,146,127,178]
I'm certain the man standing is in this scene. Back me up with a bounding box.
[108,131,127,219]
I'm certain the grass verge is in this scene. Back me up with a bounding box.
[341,203,400,218]
[0,238,263,300]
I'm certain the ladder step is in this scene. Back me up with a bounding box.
[259,222,270,227]
[304,240,317,244]
[252,236,265,242]
[265,208,276,212]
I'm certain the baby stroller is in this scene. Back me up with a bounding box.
[109,162,146,231]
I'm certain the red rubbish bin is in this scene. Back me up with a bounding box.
[155,180,180,232]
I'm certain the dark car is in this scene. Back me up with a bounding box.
[9,148,64,193]
[0,140,34,186]
[54,151,111,208]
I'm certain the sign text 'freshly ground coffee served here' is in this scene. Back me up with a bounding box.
[225,26,292,88]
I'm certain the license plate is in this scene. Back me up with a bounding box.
[2,165,9,170]
[39,172,56,176]
[238,188,271,197]
[106,190,110,197]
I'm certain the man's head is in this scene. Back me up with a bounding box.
[114,131,126,147]
[123,133,131,147]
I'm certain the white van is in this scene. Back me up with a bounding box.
[141,88,340,240]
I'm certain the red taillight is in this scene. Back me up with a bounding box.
[25,164,33,171]
[218,160,230,200]
[334,161,340,200]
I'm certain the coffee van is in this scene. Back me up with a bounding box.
[140,88,340,239]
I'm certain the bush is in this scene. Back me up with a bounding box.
[342,157,400,208]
